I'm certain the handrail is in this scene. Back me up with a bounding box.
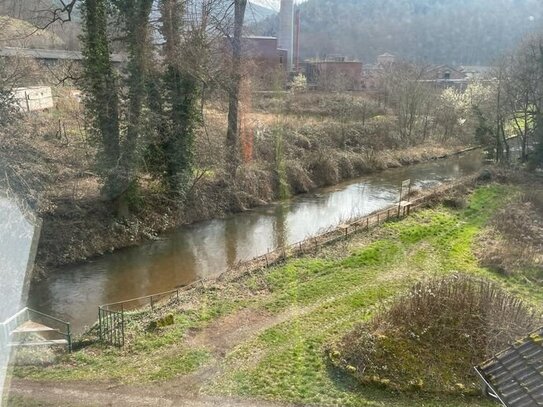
[1,307,29,326]
[27,308,70,328]
[1,307,72,352]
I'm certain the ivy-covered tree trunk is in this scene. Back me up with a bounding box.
[159,0,200,196]
[120,0,154,192]
[80,0,122,201]
[226,0,247,177]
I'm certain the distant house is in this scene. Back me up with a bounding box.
[459,65,492,80]
[423,65,466,81]
[377,52,396,67]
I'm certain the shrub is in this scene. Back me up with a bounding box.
[475,191,543,277]
[329,274,539,394]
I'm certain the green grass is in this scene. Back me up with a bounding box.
[207,184,529,406]
[13,294,244,383]
[15,183,539,407]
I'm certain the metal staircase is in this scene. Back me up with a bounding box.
[1,308,71,352]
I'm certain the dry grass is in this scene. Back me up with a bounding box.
[330,274,540,394]
[475,190,543,278]
[5,89,468,269]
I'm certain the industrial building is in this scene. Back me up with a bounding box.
[304,57,363,91]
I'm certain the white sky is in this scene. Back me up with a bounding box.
[251,0,307,11]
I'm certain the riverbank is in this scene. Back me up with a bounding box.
[11,170,543,407]
[0,89,478,273]
[34,138,467,272]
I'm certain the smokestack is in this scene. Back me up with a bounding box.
[278,0,294,71]
[295,9,301,73]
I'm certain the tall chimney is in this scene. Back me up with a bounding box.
[278,0,294,71]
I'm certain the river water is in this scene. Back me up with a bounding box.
[28,150,485,332]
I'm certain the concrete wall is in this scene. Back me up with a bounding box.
[12,86,54,112]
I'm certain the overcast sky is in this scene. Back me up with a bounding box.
[251,0,307,11]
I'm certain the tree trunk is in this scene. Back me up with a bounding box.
[226,0,247,177]
[122,0,153,187]
[81,0,122,200]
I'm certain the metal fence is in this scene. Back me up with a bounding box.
[98,307,124,348]
[96,202,416,347]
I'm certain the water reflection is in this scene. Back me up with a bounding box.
[28,150,484,332]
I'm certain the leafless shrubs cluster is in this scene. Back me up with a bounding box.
[476,191,543,277]
[374,275,538,355]
[330,274,539,393]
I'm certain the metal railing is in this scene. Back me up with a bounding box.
[96,202,414,347]
[0,307,72,352]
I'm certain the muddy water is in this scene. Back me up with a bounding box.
[28,150,485,332]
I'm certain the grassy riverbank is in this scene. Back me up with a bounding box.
[11,173,543,406]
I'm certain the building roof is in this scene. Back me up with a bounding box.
[459,65,491,73]
[475,328,543,407]
[0,47,125,63]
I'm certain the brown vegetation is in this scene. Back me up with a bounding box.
[475,190,543,278]
[0,89,469,271]
[329,274,539,394]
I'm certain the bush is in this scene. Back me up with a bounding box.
[329,274,539,394]
[475,191,543,277]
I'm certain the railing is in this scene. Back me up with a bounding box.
[98,307,124,348]
[27,308,72,352]
[97,281,204,347]
[96,202,414,347]
[0,307,72,352]
[0,308,28,351]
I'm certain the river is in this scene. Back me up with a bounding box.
[28,149,486,332]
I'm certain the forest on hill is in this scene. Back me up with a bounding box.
[255,0,543,64]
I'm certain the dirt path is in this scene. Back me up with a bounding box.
[8,307,311,407]
[9,379,297,407]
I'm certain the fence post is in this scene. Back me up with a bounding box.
[98,308,102,342]
[67,322,72,353]
[121,305,125,347]
[150,295,154,311]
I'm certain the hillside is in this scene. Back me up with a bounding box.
[0,16,65,49]
[255,0,543,64]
